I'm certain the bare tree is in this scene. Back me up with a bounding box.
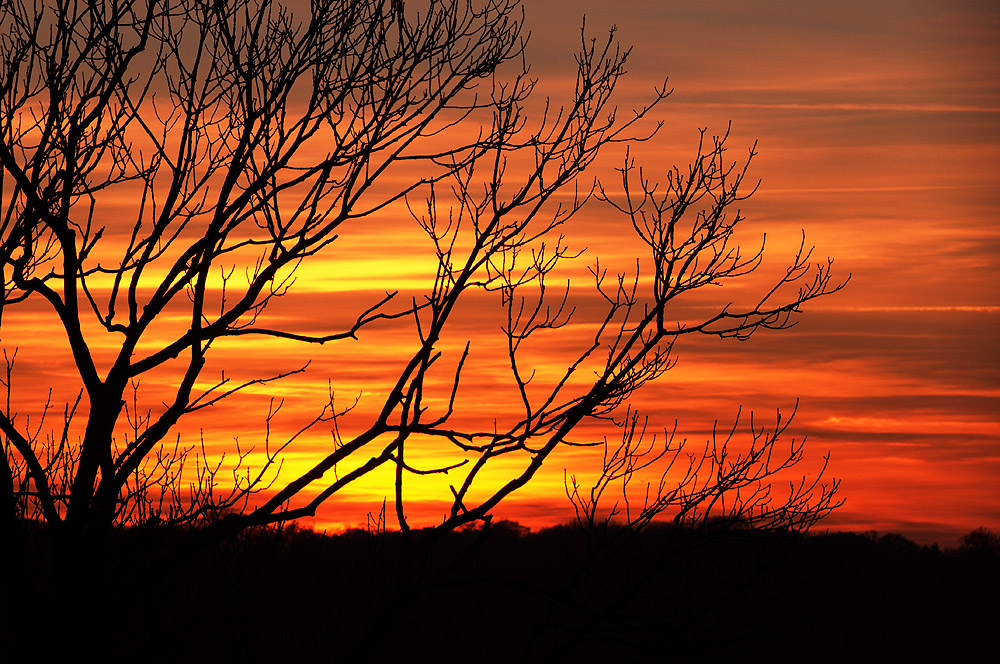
[0,0,844,555]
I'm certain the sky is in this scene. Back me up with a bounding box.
[249,0,1000,544]
[5,0,999,546]
[497,0,1000,545]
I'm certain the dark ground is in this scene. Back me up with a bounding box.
[3,521,997,662]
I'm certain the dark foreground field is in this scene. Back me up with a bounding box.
[3,521,997,662]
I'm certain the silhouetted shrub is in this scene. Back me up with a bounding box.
[959,527,1000,557]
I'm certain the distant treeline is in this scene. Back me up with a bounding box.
[3,520,996,662]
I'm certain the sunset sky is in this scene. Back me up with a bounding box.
[505,0,1000,545]
[6,0,998,547]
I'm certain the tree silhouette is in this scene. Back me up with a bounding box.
[0,0,844,554]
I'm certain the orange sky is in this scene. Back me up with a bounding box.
[6,0,999,546]
[505,0,1000,545]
